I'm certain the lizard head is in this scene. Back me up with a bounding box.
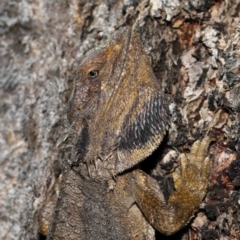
[67,28,131,125]
[67,27,170,179]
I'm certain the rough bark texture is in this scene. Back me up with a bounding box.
[0,0,239,239]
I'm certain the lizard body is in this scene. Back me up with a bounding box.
[40,27,211,239]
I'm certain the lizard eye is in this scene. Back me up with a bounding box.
[88,70,99,79]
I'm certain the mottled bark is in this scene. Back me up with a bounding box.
[0,0,239,239]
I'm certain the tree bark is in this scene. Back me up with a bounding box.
[0,0,239,239]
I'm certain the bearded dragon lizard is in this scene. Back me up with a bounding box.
[39,27,211,240]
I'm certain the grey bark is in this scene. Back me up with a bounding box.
[0,0,239,239]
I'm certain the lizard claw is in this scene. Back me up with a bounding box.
[173,136,214,194]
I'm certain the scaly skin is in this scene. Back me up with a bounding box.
[38,27,211,239]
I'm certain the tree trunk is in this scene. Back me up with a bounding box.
[0,0,239,239]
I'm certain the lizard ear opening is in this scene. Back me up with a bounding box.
[115,90,170,173]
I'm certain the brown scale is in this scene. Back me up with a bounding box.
[38,26,213,240]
